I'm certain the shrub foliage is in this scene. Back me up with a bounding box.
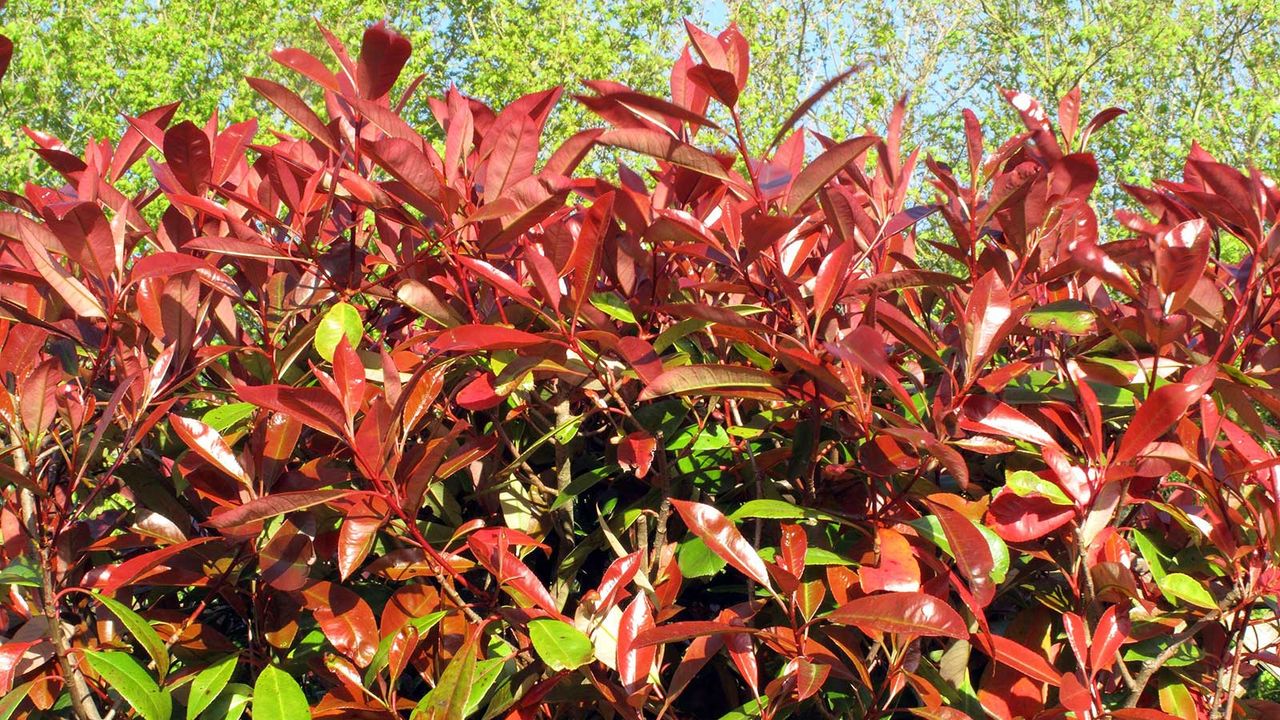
[0,19,1278,720]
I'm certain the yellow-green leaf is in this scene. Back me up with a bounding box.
[528,618,594,671]
[314,302,363,361]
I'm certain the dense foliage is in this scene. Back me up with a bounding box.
[2,0,1278,206]
[1,19,1279,720]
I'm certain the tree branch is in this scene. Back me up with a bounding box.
[1123,587,1244,708]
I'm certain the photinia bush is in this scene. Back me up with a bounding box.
[0,18,1278,720]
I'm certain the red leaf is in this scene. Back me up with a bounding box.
[89,538,222,594]
[356,21,411,100]
[958,395,1059,448]
[1058,86,1082,147]
[467,531,559,614]
[596,129,733,182]
[481,114,539,203]
[617,431,657,479]
[783,135,878,213]
[1089,604,1129,677]
[925,500,996,606]
[432,324,546,352]
[779,524,808,579]
[206,489,354,529]
[338,497,386,580]
[163,120,212,194]
[1114,366,1214,462]
[826,592,968,639]
[566,192,615,317]
[616,337,663,385]
[595,551,642,611]
[302,581,380,667]
[832,326,916,415]
[258,519,314,591]
[0,640,40,694]
[0,36,12,83]
[670,499,772,590]
[245,77,336,151]
[985,635,1061,687]
[270,48,339,92]
[543,128,603,177]
[639,365,783,401]
[985,491,1075,543]
[859,526,920,594]
[616,592,656,693]
[813,239,855,320]
[1153,218,1210,313]
[455,372,501,411]
[235,383,348,438]
[791,657,830,701]
[46,201,118,283]
[632,621,756,648]
[368,136,443,200]
[168,414,251,487]
[456,255,536,305]
[963,270,1020,382]
[1109,711,1182,720]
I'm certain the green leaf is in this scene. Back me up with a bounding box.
[677,536,727,578]
[757,546,854,566]
[314,302,363,361]
[1158,676,1197,718]
[1025,299,1096,334]
[92,592,170,680]
[83,650,172,720]
[252,665,309,720]
[1124,635,1202,668]
[0,681,33,720]
[653,318,710,353]
[1158,572,1217,610]
[1132,529,1171,583]
[550,467,609,511]
[528,618,594,671]
[0,559,40,588]
[186,655,237,720]
[201,403,257,433]
[589,292,636,323]
[728,499,808,520]
[464,657,509,715]
[729,499,838,524]
[412,630,477,720]
[201,682,250,720]
[1004,470,1072,505]
[364,611,446,686]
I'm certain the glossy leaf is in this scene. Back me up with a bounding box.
[783,135,878,213]
[186,655,238,720]
[206,489,354,529]
[92,592,171,680]
[639,365,782,401]
[315,302,364,362]
[252,665,309,720]
[670,499,772,590]
[168,414,251,487]
[528,618,594,671]
[826,592,968,638]
[83,650,172,720]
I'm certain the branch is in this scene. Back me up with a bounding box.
[1123,587,1244,708]
[20,485,103,720]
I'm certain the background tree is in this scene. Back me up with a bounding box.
[0,0,690,184]
[1,0,1277,212]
